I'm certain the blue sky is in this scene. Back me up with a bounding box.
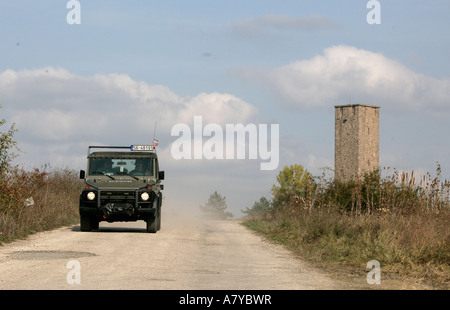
[1,1,449,216]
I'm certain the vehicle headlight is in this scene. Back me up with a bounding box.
[87,192,96,200]
[141,192,150,201]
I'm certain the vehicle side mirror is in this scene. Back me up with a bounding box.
[158,171,165,180]
[79,170,85,179]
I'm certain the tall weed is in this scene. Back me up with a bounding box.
[0,166,82,243]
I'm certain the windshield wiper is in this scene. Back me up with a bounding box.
[92,171,115,180]
[123,172,139,180]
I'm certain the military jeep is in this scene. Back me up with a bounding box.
[79,145,164,233]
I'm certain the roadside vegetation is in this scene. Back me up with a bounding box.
[199,191,234,220]
[0,108,82,244]
[0,167,82,244]
[242,164,450,289]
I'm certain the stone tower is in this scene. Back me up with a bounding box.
[335,104,380,182]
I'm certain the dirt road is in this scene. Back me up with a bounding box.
[0,215,359,290]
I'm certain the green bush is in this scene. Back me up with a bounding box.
[0,105,19,175]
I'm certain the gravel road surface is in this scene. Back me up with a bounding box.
[0,215,360,290]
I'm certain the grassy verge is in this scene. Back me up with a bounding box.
[243,209,449,289]
[242,167,450,289]
[0,166,82,244]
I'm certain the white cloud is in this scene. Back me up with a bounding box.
[238,45,450,114]
[0,67,258,148]
[0,67,265,216]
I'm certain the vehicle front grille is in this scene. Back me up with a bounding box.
[100,191,136,202]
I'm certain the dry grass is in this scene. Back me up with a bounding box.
[243,166,450,289]
[0,166,82,243]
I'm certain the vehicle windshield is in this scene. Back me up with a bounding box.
[89,157,153,176]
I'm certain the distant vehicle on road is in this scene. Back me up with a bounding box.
[79,144,164,233]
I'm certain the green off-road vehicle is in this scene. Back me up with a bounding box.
[79,145,164,233]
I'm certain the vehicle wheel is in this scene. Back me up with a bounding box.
[157,194,162,231]
[80,215,92,231]
[146,215,157,233]
[157,206,161,231]
[91,220,99,231]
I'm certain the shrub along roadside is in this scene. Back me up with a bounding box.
[242,165,450,289]
[0,166,83,244]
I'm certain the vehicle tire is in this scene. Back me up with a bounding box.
[146,216,157,233]
[157,194,162,231]
[80,215,92,231]
[91,220,99,231]
[156,207,161,231]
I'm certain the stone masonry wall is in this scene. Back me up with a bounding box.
[335,104,379,182]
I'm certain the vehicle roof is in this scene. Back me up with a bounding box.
[88,151,158,159]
